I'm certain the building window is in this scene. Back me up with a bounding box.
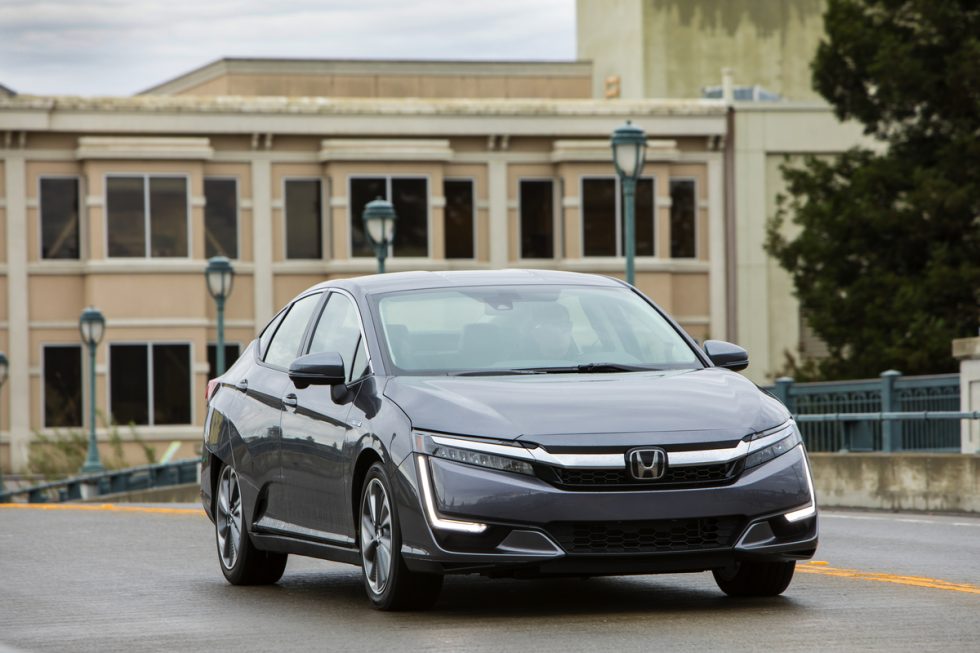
[520,180,554,259]
[204,178,238,258]
[670,179,697,259]
[581,177,655,257]
[444,179,474,259]
[106,175,188,258]
[43,345,82,428]
[285,179,322,259]
[40,177,80,259]
[207,343,241,380]
[109,343,191,426]
[350,177,429,258]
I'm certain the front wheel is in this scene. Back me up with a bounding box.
[713,560,796,597]
[359,462,443,610]
[215,464,287,585]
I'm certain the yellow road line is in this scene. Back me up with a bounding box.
[0,502,205,516]
[799,561,980,595]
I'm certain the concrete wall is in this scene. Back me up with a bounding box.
[810,453,980,513]
[577,0,827,100]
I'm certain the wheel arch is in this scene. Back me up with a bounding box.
[350,443,388,544]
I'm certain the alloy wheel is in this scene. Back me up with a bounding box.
[360,478,393,595]
[216,466,244,570]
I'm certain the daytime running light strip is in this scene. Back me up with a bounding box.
[784,452,817,523]
[415,454,488,534]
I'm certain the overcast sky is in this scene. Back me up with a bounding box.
[0,0,576,96]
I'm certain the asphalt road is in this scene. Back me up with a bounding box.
[1,504,977,652]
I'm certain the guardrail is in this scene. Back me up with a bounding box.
[766,371,962,452]
[0,458,200,504]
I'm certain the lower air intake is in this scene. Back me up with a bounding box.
[547,517,743,554]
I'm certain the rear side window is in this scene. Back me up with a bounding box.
[259,309,288,359]
[264,293,322,368]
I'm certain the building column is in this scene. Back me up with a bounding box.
[487,159,508,269]
[251,158,274,328]
[707,155,727,341]
[4,154,30,471]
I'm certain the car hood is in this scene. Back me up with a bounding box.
[384,368,789,445]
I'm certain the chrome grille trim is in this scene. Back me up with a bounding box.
[427,423,796,470]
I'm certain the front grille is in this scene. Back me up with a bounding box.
[547,517,743,554]
[544,460,742,490]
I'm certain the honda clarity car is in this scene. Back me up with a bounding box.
[201,270,817,610]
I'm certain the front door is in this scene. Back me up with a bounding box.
[280,291,368,543]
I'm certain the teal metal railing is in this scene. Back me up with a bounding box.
[0,458,200,504]
[766,371,962,452]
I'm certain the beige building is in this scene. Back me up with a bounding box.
[0,60,731,474]
[0,1,873,476]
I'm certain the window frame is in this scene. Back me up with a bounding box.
[104,173,192,259]
[106,341,195,427]
[443,176,477,260]
[37,174,83,261]
[281,176,326,261]
[203,175,240,260]
[579,175,657,258]
[347,174,432,259]
[517,177,559,260]
[40,343,84,429]
[668,176,699,260]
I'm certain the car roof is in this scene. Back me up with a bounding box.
[308,269,626,297]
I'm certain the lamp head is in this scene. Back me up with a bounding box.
[611,120,647,180]
[79,306,106,348]
[362,197,397,247]
[205,256,235,300]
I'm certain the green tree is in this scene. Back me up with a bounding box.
[766,0,980,379]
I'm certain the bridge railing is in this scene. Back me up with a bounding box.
[766,371,962,452]
[0,458,200,504]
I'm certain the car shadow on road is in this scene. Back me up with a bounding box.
[237,566,807,618]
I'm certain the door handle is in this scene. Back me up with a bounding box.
[236,379,249,392]
[283,393,298,408]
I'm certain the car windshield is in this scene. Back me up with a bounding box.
[373,285,702,375]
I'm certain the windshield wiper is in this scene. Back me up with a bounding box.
[450,369,547,376]
[515,363,663,374]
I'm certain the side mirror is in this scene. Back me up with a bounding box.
[703,340,749,372]
[288,352,346,389]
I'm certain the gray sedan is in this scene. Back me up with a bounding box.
[201,270,817,610]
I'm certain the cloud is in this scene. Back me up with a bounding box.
[0,0,576,95]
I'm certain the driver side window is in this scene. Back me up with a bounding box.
[308,293,368,381]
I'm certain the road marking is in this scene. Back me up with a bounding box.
[798,562,980,595]
[0,503,205,516]
[821,513,980,528]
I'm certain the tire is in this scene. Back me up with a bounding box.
[215,464,288,585]
[713,560,796,597]
[359,462,443,610]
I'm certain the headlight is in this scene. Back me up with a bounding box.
[415,431,535,477]
[744,421,803,469]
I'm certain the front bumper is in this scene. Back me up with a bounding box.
[396,444,818,576]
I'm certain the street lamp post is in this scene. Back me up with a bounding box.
[0,353,8,490]
[362,197,397,274]
[205,256,236,376]
[611,120,647,286]
[79,307,106,474]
